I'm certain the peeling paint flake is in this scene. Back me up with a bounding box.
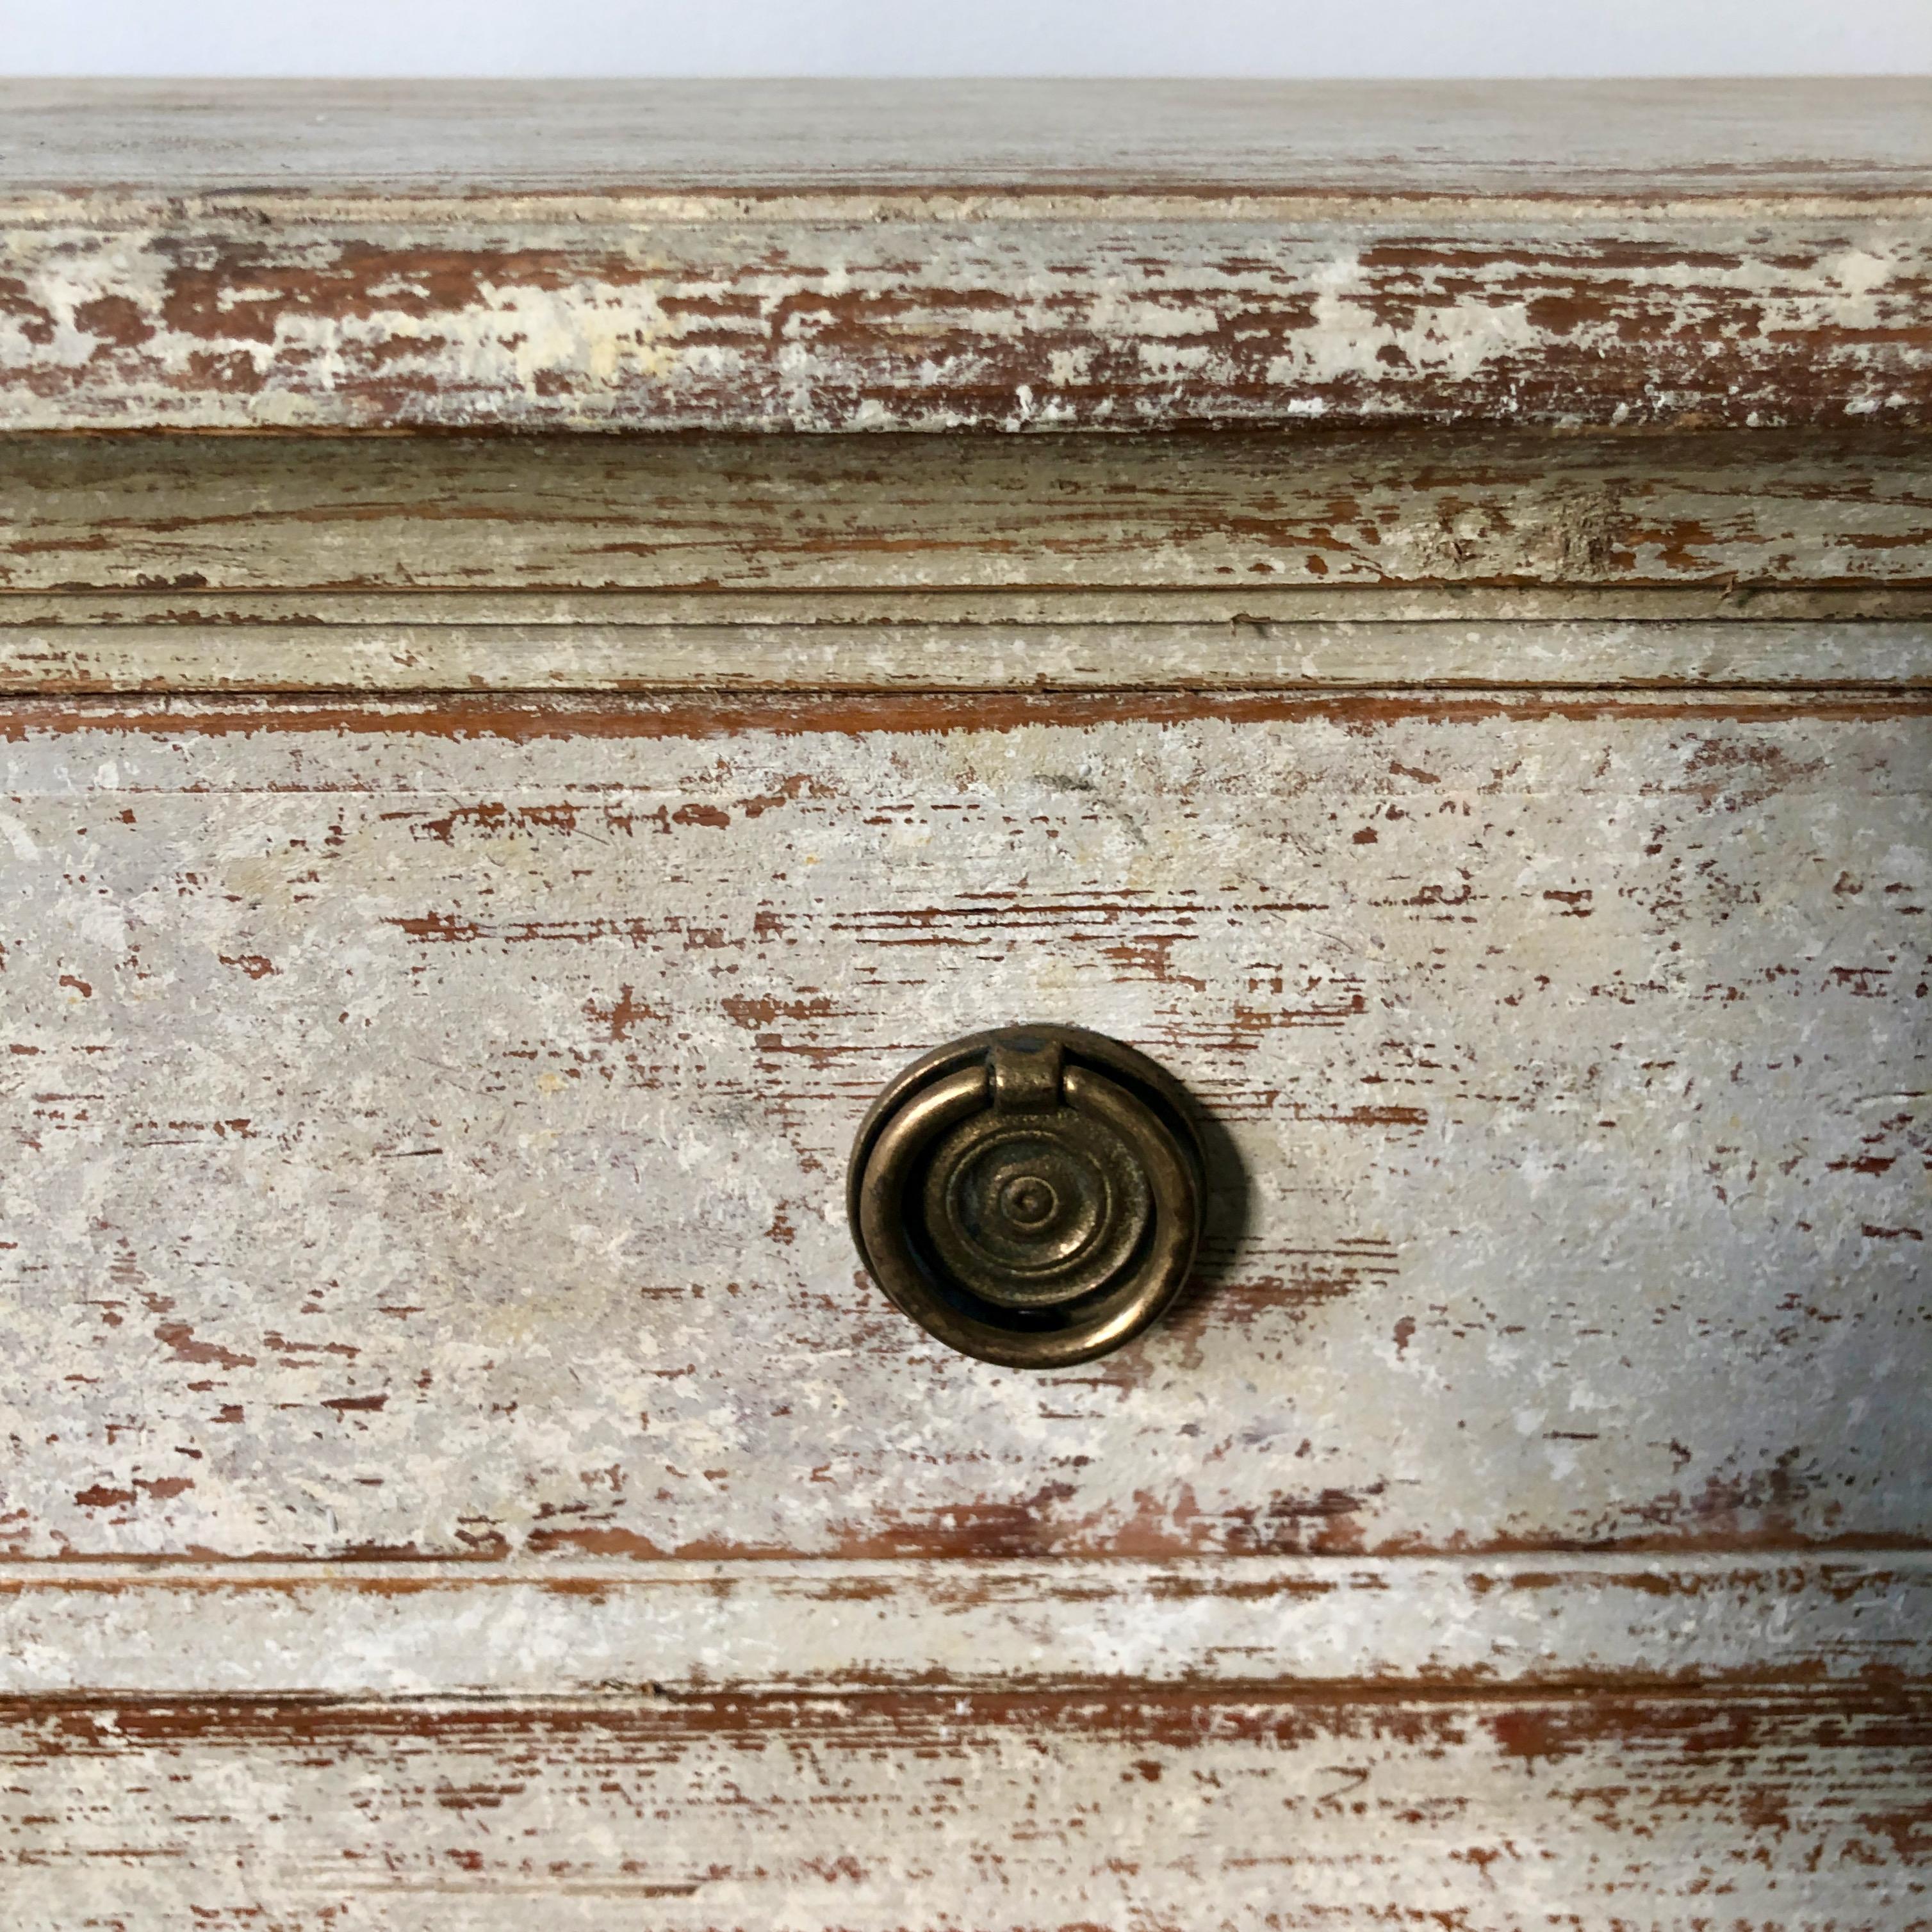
[0,1689,1926,1926]
[4,208,1928,430]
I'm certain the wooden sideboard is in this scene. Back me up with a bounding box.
[1,79,1928,1929]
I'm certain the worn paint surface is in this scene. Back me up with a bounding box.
[6,430,1931,596]
[10,618,1931,696]
[2,1690,1927,1928]
[4,206,1929,432]
[6,88,1930,1897]
[2,698,1924,1562]
[2,1556,1928,1697]
[7,427,1930,695]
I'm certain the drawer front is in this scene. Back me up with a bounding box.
[4,694,1928,1571]
[5,687,1929,1924]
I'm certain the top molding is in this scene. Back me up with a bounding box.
[3,80,1929,432]
[8,79,1932,199]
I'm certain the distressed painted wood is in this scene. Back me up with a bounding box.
[5,205,1923,435]
[6,431,1930,596]
[4,431,1927,691]
[3,696,1924,1562]
[3,87,1928,432]
[10,582,1926,632]
[3,1690,1926,1928]
[9,83,1931,1910]
[2,1557,1928,1698]
[8,618,1929,695]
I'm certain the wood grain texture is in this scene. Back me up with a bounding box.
[6,431,1927,692]
[3,1557,1928,1697]
[4,87,1928,433]
[3,1689,1927,1928]
[3,696,1924,1562]
[7,432,1929,596]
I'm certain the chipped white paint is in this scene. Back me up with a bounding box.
[3,205,1928,429]
[3,1690,1924,1929]
[2,701,1925,1562]
[2,1556,1928,1696]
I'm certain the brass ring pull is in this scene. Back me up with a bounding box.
[847,1026,1204,1367]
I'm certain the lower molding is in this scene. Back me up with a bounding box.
[3,1686,1927,1929]
[4,1553,1927,1696]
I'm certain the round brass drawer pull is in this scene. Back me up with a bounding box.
[847,1026,1204,1367]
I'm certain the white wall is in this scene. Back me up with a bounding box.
[3,0,1928,78]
